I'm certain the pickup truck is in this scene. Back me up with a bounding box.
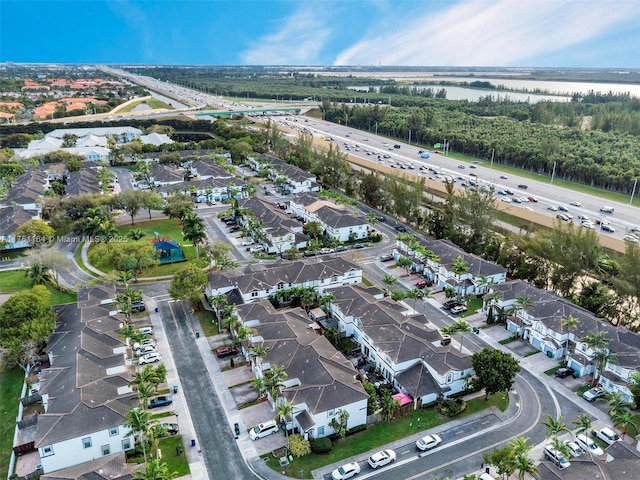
[215,346,238,358]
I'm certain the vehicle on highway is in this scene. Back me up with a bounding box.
[368,449,396,469]
[600,206,615,213]
[527,196,538,202]
[331,462,361,480]
[575,434,604,456]
[544,446,571,469]
[601,224,615,233]
[504,189,514,195]
[501,197,512,203]
[570,201,582,207]
[631,226,640,234]
[583,386,605,402]
[547,205,559,211]
[564,440,584,457]
[394,224,407,232]
[149,396,173,409]
[249,420,279,440]
[416,434,441,451]
[594,427,620,445]
[554,367,578,378]
[393,144,401,149]
[379,253,395,262]
[623,235,639,243]
[457,165,465,169]
[512,197,521,204]
[500,175,508,179]
[138,352,160,365]
[420,152,430,158]
[518,184,529,189]
[558,205,568,211]
[557,214,571,222]
[582,222,595,230]
[215,345,238,358]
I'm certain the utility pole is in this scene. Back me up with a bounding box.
[408,129,411,144]
[490,149,495,168]
[551,161,557,184]
[631,178,638,205]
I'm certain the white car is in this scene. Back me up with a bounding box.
[133,339,156,350]
[138,352,160,365]
[623,234,639,243]
[368,449,396,469]
[564,440,584,457]
[134,345,158,357]
[242,239,255,246]
[594,427,620,445]
[547,205,559,211]
[416,434,442,451]
[501,197,512,203]
[570,201,582,207]
[331,462,361,480]
[575,434,604,456]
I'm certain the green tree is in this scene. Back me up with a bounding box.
[304,221,324,240]
[107,242,160,280]
[572,413,594,436]
[471,347,521,400]
[31,249,71,287]
[182,213,207,258]
[362,381,379,415]
[114,189,146,225]
[451,256,470,276]
[275,399,297,447]
[263,364,288,407]
[14,219,55,247]
[581,331,611,383]
[611,410,640,440]
[209,293,228,332]
[483,445,515,480]
[541,414,569,439]
[26,261,50,285]
[328,409,349,438]
[379,389,399,422]
[124,408,153,463]
[140,190,164,220]
[604,391,633,418]
[396,257,413,276]
[163,192,194,222]
[169,264,208,304]
[288,434,311,458]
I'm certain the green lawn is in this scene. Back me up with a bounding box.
[0,365,24,476]
[195,310,219,337]
[87,219,198,277]
[0,271,77,305]
[156,436,190,476]
[461,297,484,317]
[118,98,174,113]
[268,393,508,478]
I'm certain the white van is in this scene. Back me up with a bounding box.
[576,434,604,456]
[600,206,615,213]
[595,427,620,445]
[544,446,571,469]
[249,420,279,440]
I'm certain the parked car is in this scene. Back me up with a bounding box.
[564,440,584,457]
[583,387,605,402]
[368,449,396,469]
[593,427,620,445]
[554,367,577,378]
[249,246,264,253]
[149,396,172,409]
[242,239,255,246]
[352,244,365,249]
[131,301,146,313]
[134,345,158,357]
[132,339,156,351]
[575,433,604,456]
[623,234,639,243]
[331,462,361,480]
[544,446,571,469]
[138,352,160,365]
[335,245,348,252]
[442,300,460,310]
[249,420,279,440]
[229,226,241,233]
[159,423,179,436]
[415,279,430,289]
[394,225,407,232]
[319,248,335,254]
[138,326,154,336]
[416,434,441,451]
[215,346,238,358]
[450,305,468,314]
[379,253,394,262]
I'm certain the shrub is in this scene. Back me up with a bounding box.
[288,434,311,458]
[310,437,332,454]
[438,398,467,417]
[346,424,367,436]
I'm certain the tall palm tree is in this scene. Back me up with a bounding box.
[124,408,152,463]
[605,391,634,418]
[452,320,472,352]
[560,315,579,360]
[451,255,470,277]
[318,293,336,311]
[274,398,297,447]
[182,213,207,258]
[541,414,569,439]
[550,436,571,460]
[117,269,134,288]
[513,452,539,480]
[508,437,533,457]
[515,295,533,318]
[135,382,156,408]
[249,343,270,369]
[130,365,160,392]
[209,294,228,331]
[381,273,398,295]
[572,413,594,436]
[252,377,267,399]
[26,261,50,285]
[263,364,288,408]
[406,288,424,313]
[132,459,178,480]
[593,350,618,384]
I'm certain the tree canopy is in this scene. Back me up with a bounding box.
[472,347,521,400]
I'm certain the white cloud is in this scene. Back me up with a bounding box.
[240,7,331,65]
[334,0,640,66]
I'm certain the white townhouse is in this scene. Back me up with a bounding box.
[157,177,245,203]
[206,257,363,303]
[328,284,474,407]
[235,301,369,439]
[45,126,142,143]
[27,286,140,476]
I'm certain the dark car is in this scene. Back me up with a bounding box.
[379,253,394,262]
[393,144,401,149]
[442,300,461,310]
[215,346,238,358]
[335,245,348,252]
[131,301,145,313]
[225,220,237,226]
[554,367,577,379]
[377,215,385,222]
[415,279,430,289]
[221,216,234,222]
[518,184,529,189]
[395,225,407,232]
[353,244,365,249]
[159,423,179,436]
[149,396,173,409]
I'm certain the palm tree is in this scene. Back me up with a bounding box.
[508,437,534,457]
[611,410,640,440]
[117,269,134,288]
[451,255,470,277]
[405,288,424,312]
[217,254,240,272]
[132,459,178,480]
[26,261,50,285]
[328,409,349,438]
[318,293,336,311]
[209,294,228,331]
[474,274,493,294]
[379,389,399,422]
[396,257,413,276]
[249,343,270,369]
[582,330,611,384]
[236,325,258,354]
[381,273,398,295]
[130,365,160,392]
[275,398,297,446]
[182,213,207,258]
[572,413,594,436]
[550,436,571,460]
[605,391,634,418]
[593,350,618,384]
[134,382,156,408]
[252,377,267,399]
[513,452,539,480]
[541,414,569,439]
[299,287,317,313]
[452,320,472,352]
[263,364,288,409]
[124,408,152,463]
[560,315,579,360]
[515,295,533,318]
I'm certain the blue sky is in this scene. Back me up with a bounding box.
[1,0,639,67]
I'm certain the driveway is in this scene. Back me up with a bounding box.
[240,402,288,456]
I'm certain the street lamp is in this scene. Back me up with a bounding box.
[630,178,638,205]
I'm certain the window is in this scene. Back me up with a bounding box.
[446,373,454,384]
[41,445,54,457]
[122,438,132,450]
[82,437,92,449]
[327,409,335,418]
[109,427,119,437]
[277,282,284,290]
[251,291,258,298]
[101,445,111,456]
[318,426,325,436]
